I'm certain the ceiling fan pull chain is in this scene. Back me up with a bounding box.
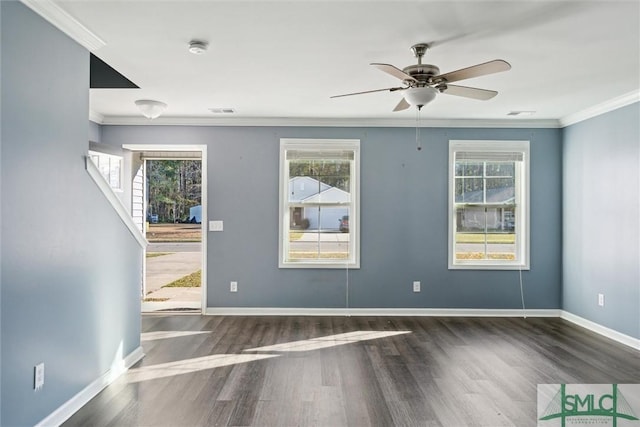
[416,107,422,151]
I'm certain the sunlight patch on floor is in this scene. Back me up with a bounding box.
[127,353,278,383]
[130,330,411,383]
[141,330,210,341]
[243,330,411,353]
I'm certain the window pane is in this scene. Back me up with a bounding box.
[485,241,515,260]
[456,206,485,233]
[502,207,516,232]
[486,207,516,260]
[287,207,350,261]
[319,234,350,259]
[455,206,516,261]
[289,160,350,203]
[485,162,514,177]
[455,177,484,203]
[458,162,483,177]
[455,206,486,259]
[486,207,516,232]
[287,230,318,260]
[289,207,307,230]
[486,178,514,203]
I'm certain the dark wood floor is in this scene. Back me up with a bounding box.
[64,315,640,427]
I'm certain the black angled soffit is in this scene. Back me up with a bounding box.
[90,53,139,89]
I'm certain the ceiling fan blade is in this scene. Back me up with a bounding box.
[427,3,581,49]
[442,84,498,100]
[393,97,411,112]
[331,87,404,99]
[433,60,511,84]
[371,63,417,82]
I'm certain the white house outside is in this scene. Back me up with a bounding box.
[288,176,349,231]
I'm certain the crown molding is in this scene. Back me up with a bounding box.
[99,115,561,129]
[20,0,106,51]
[559,90,640,128]
[89,110,105,124]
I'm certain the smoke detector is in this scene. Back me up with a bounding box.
[188,40,208,55]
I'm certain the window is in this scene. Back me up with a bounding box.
[89,150,123,191]
[279,139,360,268]
[448,140,529,270]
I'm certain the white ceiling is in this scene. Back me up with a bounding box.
[41,1,640,125]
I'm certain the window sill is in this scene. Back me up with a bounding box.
[449,262,530,271]
[279,261,360,269]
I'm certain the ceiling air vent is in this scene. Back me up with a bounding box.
[209,108,236,114]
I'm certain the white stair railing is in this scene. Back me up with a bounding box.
[85,156,148,248]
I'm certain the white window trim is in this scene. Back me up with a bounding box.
[448,140,530,270]
[279,138,360,269]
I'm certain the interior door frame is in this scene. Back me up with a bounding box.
[123,144,208,313]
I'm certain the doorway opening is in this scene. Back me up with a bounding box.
[123,145,207,314]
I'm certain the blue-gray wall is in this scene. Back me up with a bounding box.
[89,120,103,143]
[1,3,142,425]
[102,125,562,310]
[563,102,640,339]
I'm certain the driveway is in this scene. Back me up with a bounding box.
[145,251,201,294]
[147,242,201,253]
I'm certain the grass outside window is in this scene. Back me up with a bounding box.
[455,233,515,244]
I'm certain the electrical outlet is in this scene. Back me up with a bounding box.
[598,293,605,307]
[230,281,238,292]
[34,363,45,390]
[413,281,421,292]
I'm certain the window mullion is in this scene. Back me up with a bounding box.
[515,161,522,261]
[483,207,487,259]
[483,162,488,259]
[283,160,291,263]
[316,205,321,258]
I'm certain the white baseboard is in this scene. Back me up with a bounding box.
[560,310,640,351]
[35,346,145,427]
[205,307,561,317]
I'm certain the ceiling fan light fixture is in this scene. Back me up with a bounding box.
[135,99,167,119]
[404,86,437,109]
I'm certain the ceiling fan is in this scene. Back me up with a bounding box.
[331,43,511,111]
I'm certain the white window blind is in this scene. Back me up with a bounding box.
[455,151,524,162]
